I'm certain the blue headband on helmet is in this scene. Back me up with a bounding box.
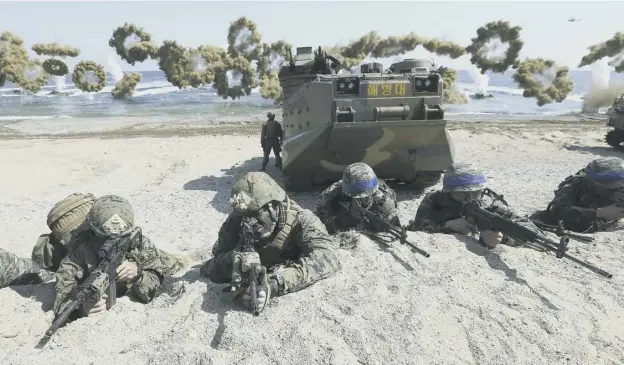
[586,167,624,182]
[443,174,487,188]
[343,177,378,194]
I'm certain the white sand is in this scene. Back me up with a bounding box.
[0,120,623,365]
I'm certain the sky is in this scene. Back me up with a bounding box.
[0,1,622,72]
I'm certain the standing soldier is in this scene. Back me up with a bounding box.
[260,111,283,171]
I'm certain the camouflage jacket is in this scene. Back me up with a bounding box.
[0,248,53,288]
[261,119,284,143]
[32,233,69,272]
[407,189,538,245]
[53,230,166,317]
[543,170,618,232]
[200,199,340,296]
[316,179,400,234]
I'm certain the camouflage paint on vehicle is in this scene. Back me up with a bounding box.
[606,94,624,149]
[278,46,454,191]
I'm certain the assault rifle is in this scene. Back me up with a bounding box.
[35,228,142,349]
[338,200,430,258]
[461,201,612,279]
[231,218,261,316]
[531,220,595,244]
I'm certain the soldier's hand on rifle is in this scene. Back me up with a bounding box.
[116,260,139,282]
[232,251,261,280]
[596,205,624,221]
[480,230,503,248]
[241,266,271,314]
[443,217,477,235]
[82,294,108,316]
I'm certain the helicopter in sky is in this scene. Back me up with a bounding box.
[568,17,581,22]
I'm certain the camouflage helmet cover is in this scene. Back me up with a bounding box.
[86,195,135,237]
[230,172,286,215]
[47,193,96,243]
[442,163,487,192]
[342,162,378,198]
[586,157,624,187]
[267,111,275,119]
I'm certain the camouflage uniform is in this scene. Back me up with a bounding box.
[0,248,54,288]
[53,196,169,317]
[32,193,96,272]
[34,193,186,274]
[260,111,283,171]
[200,172,340,297]
[533,157,624,233]
[407,163,539,248]
[316,163,400,233]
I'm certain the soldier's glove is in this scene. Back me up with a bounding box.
[82,294,108,316]
[443,217,477,235]
[239,265,271,314]
[479,230,503,248]
[81,273,109,316]
[231,251,261,284]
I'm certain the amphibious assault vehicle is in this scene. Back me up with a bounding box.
[277,46,455,192]
[606,94,624,149]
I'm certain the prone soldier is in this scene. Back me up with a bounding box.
[531,157,624,233]
[200,172,340,314]
[316,162,400,234]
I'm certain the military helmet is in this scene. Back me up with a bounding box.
[47,193,96,244]
[267,111,275,119]
[86,195,134,237]
[229,172,286,215]
[442,163,487,192]
[586,157,624,187]
[342,162,378,198]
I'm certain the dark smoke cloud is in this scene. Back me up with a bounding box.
[72,60,107,93]
[512,58,574,106]
[437,66,467,104]
[227,17,262,61]
[15,59,48,93]
[109,23,158,65]
[111,72,142,99]
[465,20,524,73]
[578,32,624,72]
[31,43,80,58]
[42,58,69,77]
[0,31,29,87]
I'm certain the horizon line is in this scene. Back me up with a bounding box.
[119,68,599,73]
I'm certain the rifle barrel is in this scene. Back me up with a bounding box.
[250,267,259,316]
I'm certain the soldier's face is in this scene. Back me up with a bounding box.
[250,204,278,239]
[450,190,482,203]
[354,195,373,208]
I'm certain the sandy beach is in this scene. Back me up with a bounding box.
[0,117,623,365]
